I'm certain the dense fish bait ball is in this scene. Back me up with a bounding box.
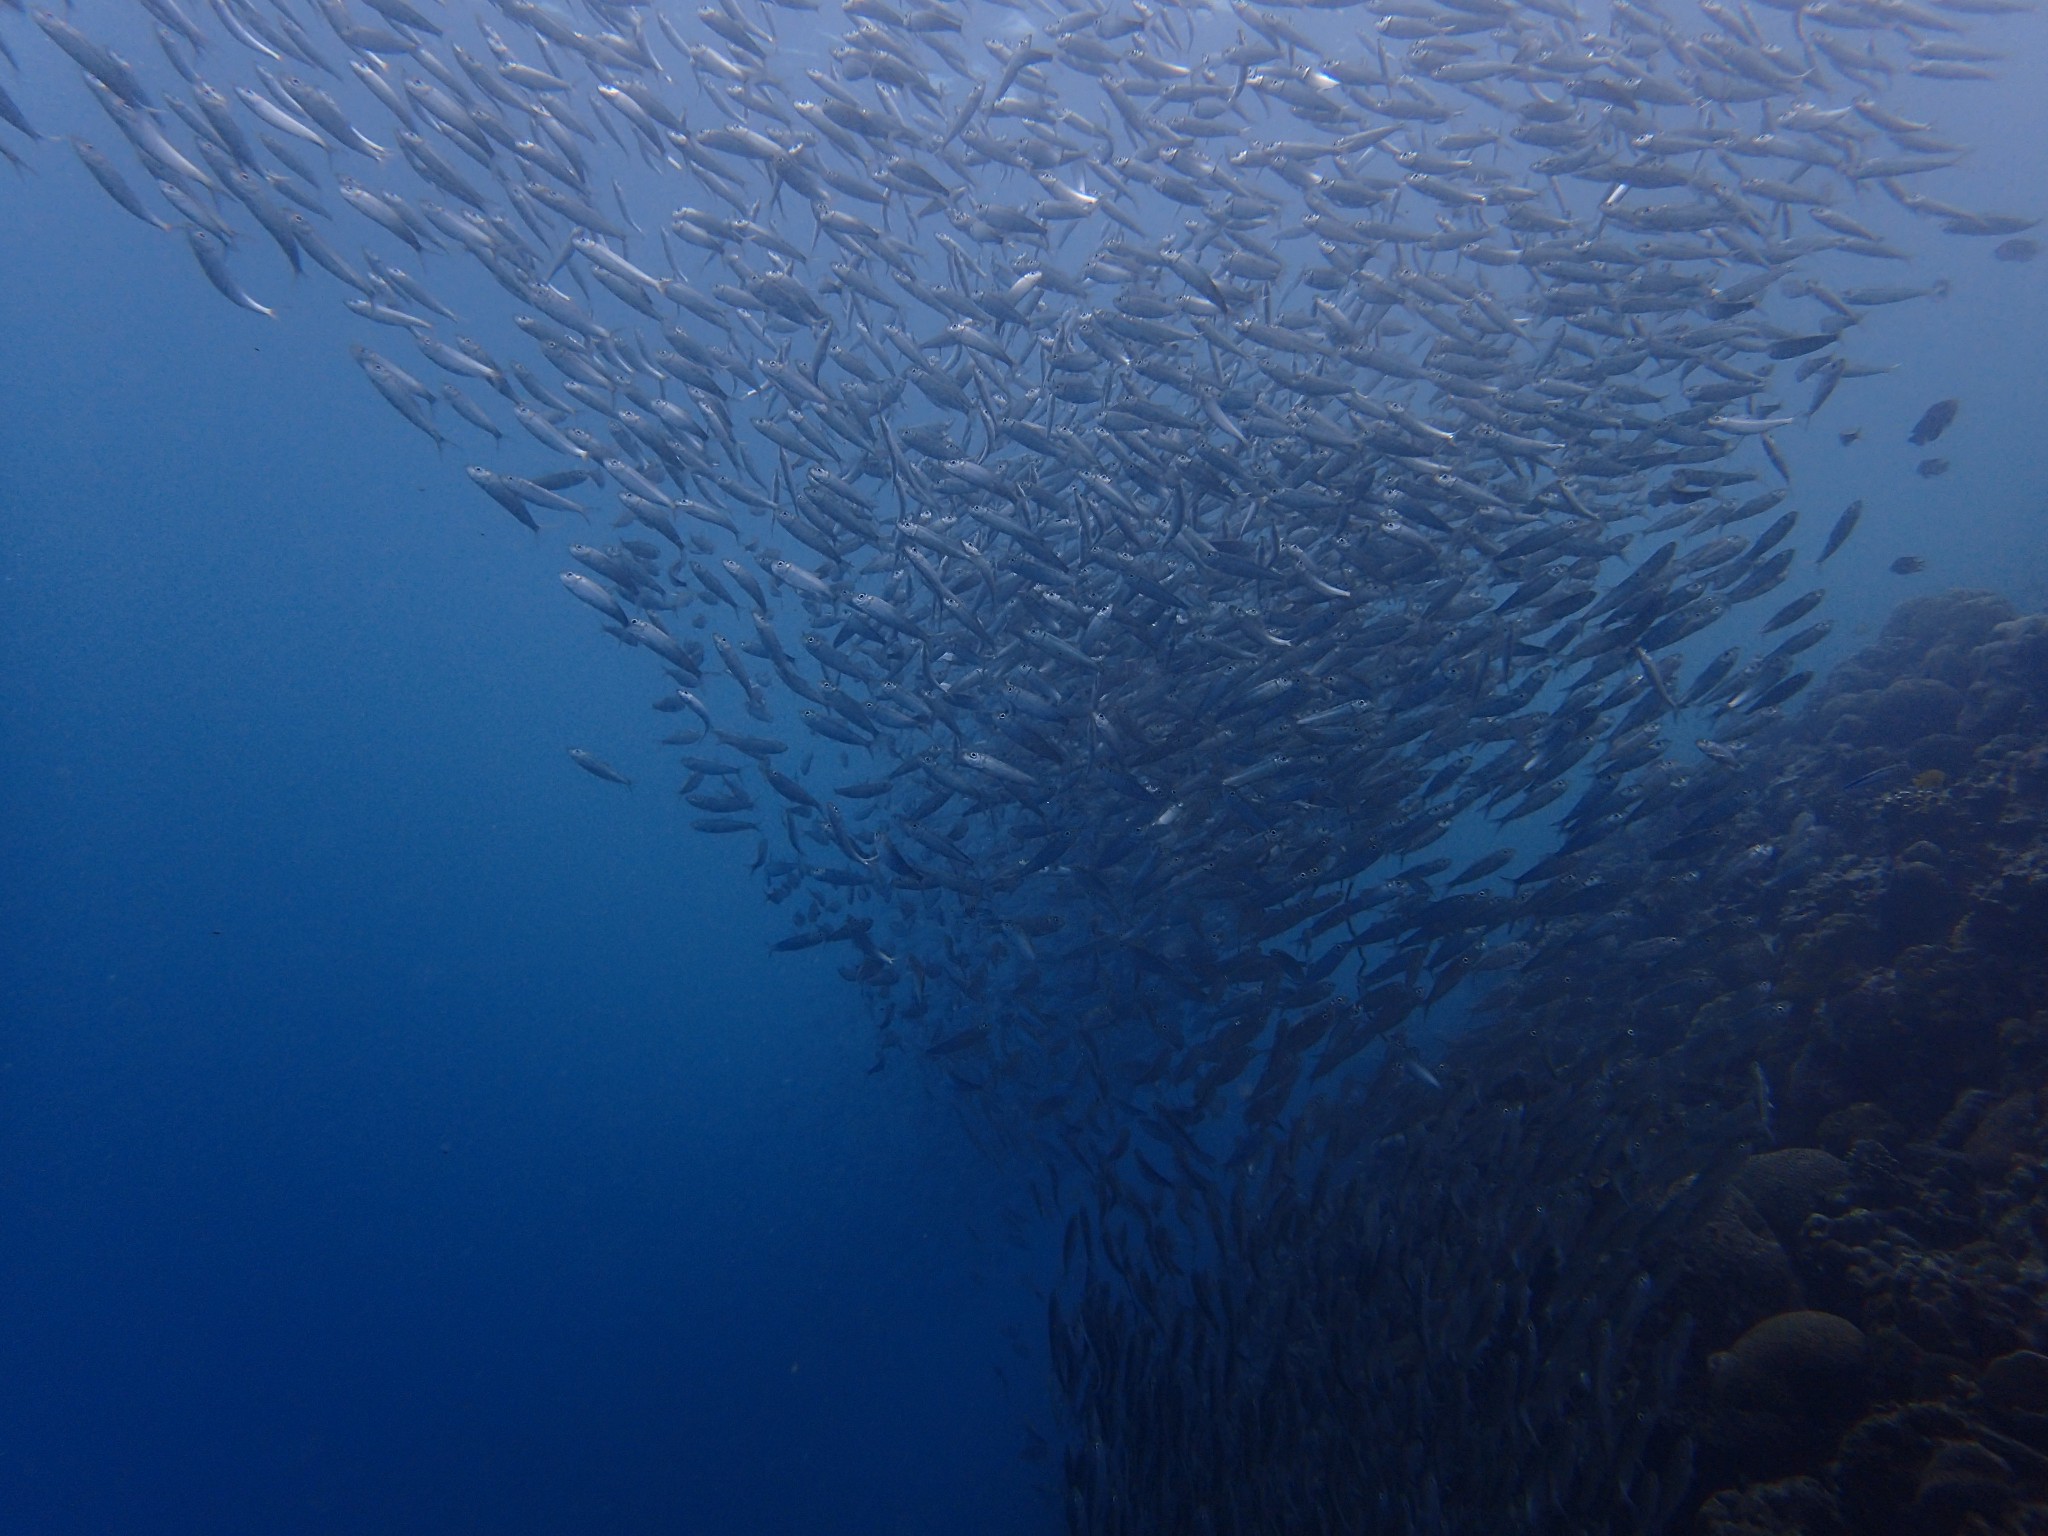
[16,0,2041,1527]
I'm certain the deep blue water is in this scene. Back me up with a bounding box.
[4,3,2048,1532]
[1,65,1051,1535]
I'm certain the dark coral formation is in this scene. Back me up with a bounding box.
[1056,592,2048,1534]
[1687,596,2048,1536]
[1696,1096,2048,1536]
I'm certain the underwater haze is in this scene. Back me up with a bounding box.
[1,53,1049,1536]
[4,0,2048,1532]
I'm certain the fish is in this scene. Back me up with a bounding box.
[1891,555,1930,574]
[560,571,628,624]
[1763,591,1827,634]
[567,748,631,786]
[466,467,539,530]
[183,228,273,317]
[1910,398,1961,445]
[353,346,444,448]
[1917,457,1951,477]
[69,137,168,229]
[34,9,151,109]
[439,384,501,439]
[1447,849,1516,888]
[1818,501,1863,565]
[0,80,42,144]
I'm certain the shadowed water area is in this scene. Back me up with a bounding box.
[3,0,2047,1529]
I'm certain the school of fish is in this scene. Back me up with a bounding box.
[9,0,2035,1524]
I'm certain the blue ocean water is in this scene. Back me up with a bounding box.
[3,2,2048,1532]
[0,61,1051,1536]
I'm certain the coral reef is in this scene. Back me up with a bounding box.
[1682,594,2048,1533]
[1056,593,2048,1534]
